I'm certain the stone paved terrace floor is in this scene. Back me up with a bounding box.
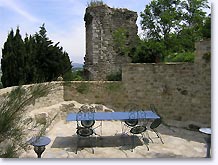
[20,120,211,159]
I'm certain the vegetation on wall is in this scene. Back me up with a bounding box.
[164,52,195,63]
[105,82,122,92]
[76,83,90,94]
[87,0,105,7]
[130,39,164,63]
[112,28,130,57]
[106,71,122,81]
[202,52,211,62]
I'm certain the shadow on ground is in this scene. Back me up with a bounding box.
[155,123,207,143]
[51,134,145,148]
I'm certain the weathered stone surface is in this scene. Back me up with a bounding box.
[84,4,137,80]
[35,112,48,125]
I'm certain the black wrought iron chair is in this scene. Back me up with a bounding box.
[146,104,164,144]
[147,118,164,144]
[122,103,139,134]
[75,109,96,154]
[121,104,149,151]
[129,125,149,151]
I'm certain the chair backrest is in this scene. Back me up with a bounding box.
[150,118,162,129]
[76,108,95,128]
[124,103,139,127]
[81,120,95,128]
[125,119,138,127]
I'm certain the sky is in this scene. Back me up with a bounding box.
[0,0,212,64]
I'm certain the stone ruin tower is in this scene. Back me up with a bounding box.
[84,4,138,80]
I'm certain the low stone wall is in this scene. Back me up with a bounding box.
[26,82,64,111]
[63,81,126,111]
[0,82,64,111]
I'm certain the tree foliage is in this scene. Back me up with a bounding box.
[1,24,73,87]
[131,39,165,63]
[141,0,183,42]
[1,29,27,87]
[138,0,210,63]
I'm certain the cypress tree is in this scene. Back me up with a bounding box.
[33,24,72,82]
[24,35,37,83]
[13,28,27,85]
[1,30,15,87]
[1,28,27,87]
[1,24,73,87]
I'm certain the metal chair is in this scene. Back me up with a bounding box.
[122,104,149,151]
[147,118,164,144]
[122,103,139,134]
[129,125,149,151]
[147,104,164,144]
[75,109,96,154]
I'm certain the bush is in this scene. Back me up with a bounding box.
[106,72,122,81]
[0,82,3,89]
[76,83,89,94]
[131,39,164,63]
[0,84,51,158]
[87,0,105,7]
[164,52,195,62]
[63,70,85,81]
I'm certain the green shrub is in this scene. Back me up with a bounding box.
[164,52,195,62]
[87,0,105,7]
[63,70,85,81]
[0,84,51,158]
[106,72,122,81]
[76,83,89,94]
[0,82,3,89]
[202,52,211,62]
[106,83,122,92]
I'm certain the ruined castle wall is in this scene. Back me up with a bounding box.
[84,5,138,80]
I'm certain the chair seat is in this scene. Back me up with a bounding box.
[130,125,147,134]
[77,127,94,137]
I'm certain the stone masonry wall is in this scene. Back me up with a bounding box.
[121,40,211,124]
[64,40,211,125]
[84,4,138,80]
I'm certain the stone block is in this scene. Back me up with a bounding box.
[35,113,48,125]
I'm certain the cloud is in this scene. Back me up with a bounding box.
[0,0,40,23]
[49,22,86,63]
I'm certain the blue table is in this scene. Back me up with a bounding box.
[67,111,160,153]
[66,111,160,121]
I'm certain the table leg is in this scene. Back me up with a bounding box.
[205,135,211,158]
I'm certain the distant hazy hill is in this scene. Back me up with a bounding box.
[0,63,83,75]
[72,63,83,69]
